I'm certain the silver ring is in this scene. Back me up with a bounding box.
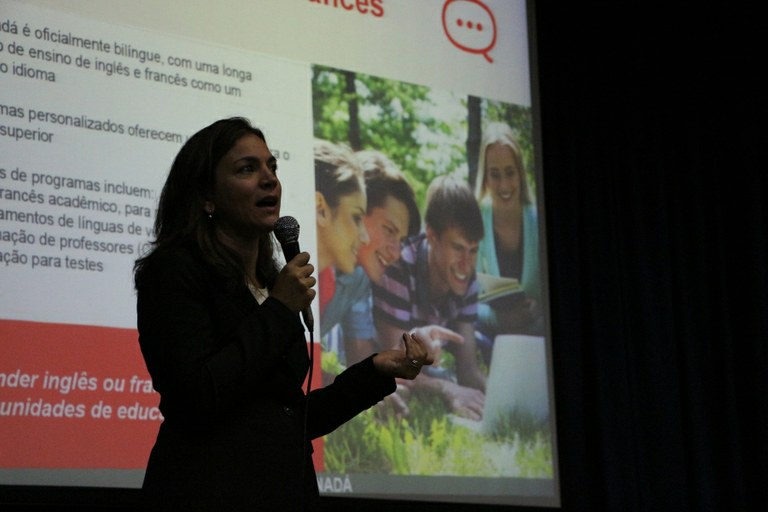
[410,359,420,368]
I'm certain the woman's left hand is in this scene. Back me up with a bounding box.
[373,331,434,380]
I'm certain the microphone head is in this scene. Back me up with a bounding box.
[273,216,300,245]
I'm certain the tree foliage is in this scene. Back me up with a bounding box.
[312,64,536,213]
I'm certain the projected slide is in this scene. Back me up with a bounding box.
[0,0,557,506]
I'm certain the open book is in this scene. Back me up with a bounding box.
[476,273,523,303]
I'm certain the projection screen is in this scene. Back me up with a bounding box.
[0,0,558,507]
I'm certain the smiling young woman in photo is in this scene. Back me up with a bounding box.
[314,140,370,278]
[475,122,542,342]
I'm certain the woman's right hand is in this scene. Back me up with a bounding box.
[373,331,434,380]
[270,251,316,313]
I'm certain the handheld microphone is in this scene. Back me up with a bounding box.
[273,216,315,332]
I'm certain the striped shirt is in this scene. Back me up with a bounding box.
[372,234,478,330]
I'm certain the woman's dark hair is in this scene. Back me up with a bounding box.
[134,117,279,289]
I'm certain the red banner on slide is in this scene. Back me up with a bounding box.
[0,319,324,470]
[0,320,158,468]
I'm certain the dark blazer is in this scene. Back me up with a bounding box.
[136,244,395,511]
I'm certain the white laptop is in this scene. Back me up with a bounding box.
[452,334,549,435]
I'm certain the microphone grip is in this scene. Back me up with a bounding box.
[282,241,300,262]
[281,241,314,332]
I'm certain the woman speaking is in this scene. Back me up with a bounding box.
[134,117,431,511]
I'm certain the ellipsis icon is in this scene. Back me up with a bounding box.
[442,0,497,63]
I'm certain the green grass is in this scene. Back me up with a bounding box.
[322,353,553,478]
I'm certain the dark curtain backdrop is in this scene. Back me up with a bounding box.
[2,3,765,511]
[530,3,766,511]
